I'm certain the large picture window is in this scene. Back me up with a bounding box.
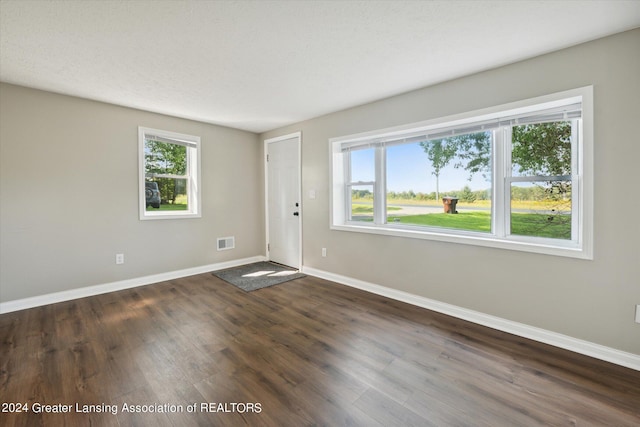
[330,87,593,258]
[139,127,201,220]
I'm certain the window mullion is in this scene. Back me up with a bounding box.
[149,173,188,180]
[571,119,580,242]
[503,126,513,238]
[492,128,507,238]
[374,145,386,224]
[187,147,194,213]
[509,175,571,183]
[344,152,352,221]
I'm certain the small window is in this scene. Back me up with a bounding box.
[138,127,201,220]
[330,87,593,259]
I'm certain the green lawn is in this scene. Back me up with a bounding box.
[389,211,491,232]
[384,211,570,239]
[158,204,188,211]
[145,203,188,212]
[510,212,571,239]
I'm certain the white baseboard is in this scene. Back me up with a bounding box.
[302,266,640,372]
[0,255,266,314]
[3,259,637,371]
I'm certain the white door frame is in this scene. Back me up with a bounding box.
[264,131,302,268]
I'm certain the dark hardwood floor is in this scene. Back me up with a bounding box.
[1,273,639,426]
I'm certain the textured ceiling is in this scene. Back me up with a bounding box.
[1,1,639,133]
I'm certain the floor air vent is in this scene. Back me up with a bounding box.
[217,236,235,251]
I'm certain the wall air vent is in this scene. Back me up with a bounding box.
[217,236,235,251]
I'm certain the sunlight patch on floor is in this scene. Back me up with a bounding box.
[242,270,276,278]
[242,270,299,278]
[268,270,298,277]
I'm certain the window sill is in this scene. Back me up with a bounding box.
[330,222,591,260]
[140,211,201,221]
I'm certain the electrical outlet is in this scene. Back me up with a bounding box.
[115,253,124,265]
[635,305,640,324]
[322,248,327,257]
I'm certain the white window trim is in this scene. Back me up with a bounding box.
[329,86,593,259]
[138,127,202,220]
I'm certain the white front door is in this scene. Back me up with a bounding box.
[266,133,301,268]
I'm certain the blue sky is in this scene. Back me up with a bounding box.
[351,143,491,194]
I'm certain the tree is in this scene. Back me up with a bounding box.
[419,125,570,189]
[419,139,458,201]
[512,121,572,196]
[512,122,573,198]
[455,132,492,178]
[512,122,571,176]
[458,185,477,203]
[145,140,187,204]
[420,132,491,201]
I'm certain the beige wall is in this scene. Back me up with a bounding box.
[0,84,264,302]
[261,29,640,355]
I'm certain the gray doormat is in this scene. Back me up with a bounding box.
[212,261,305,292]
